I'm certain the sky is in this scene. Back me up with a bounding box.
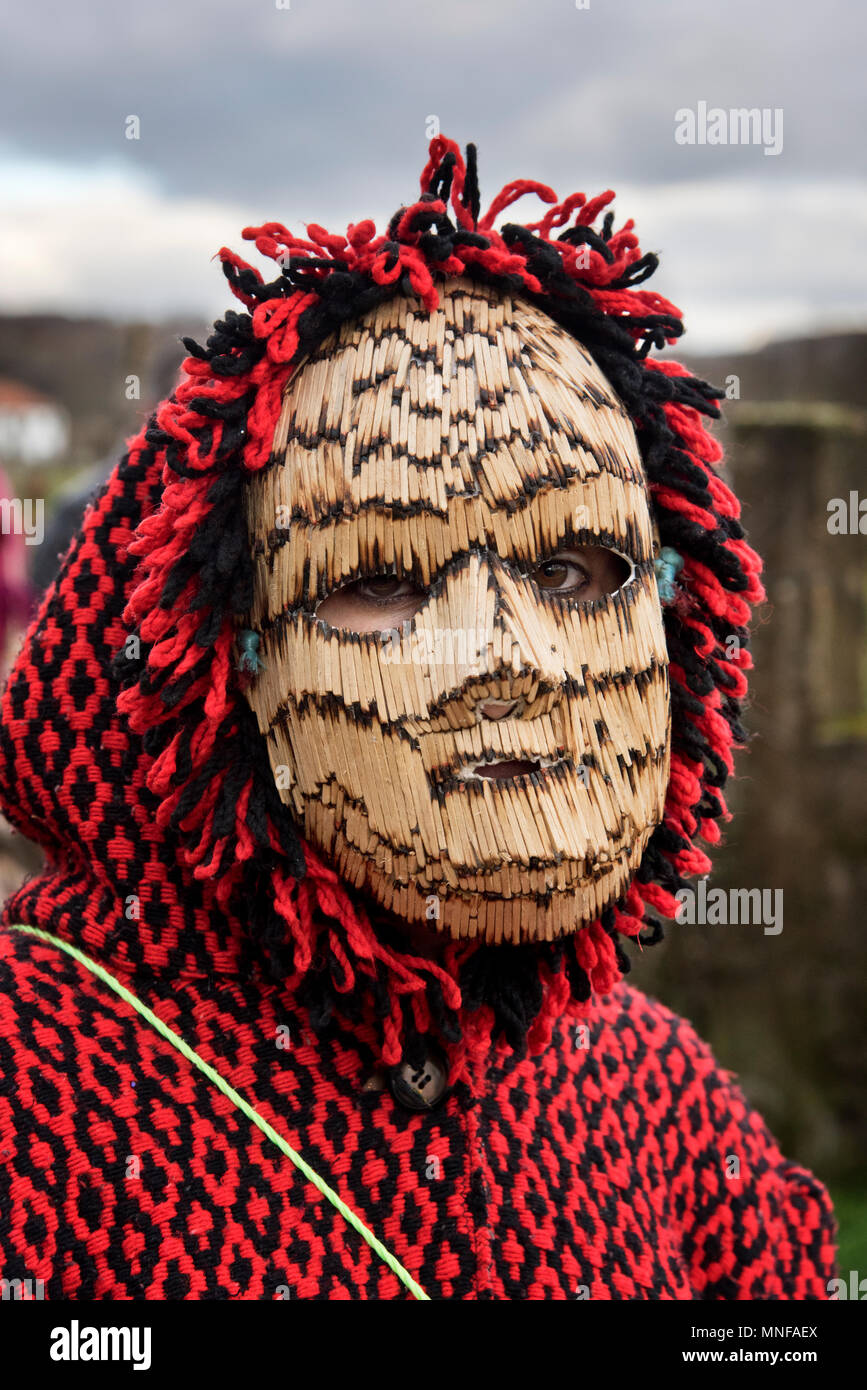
[1,0,865,353]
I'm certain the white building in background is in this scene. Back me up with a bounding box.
[0,378,69,464]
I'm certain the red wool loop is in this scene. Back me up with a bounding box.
[479,178,558,230]
[527,191,587,236]
[652,484,718,532]
[418,135,475,230]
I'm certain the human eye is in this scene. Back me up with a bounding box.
[351,575,422,605]
[530,547,632,600]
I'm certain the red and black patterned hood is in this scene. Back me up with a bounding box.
[0,438,259,978]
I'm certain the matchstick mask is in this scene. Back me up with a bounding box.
[242,278,670,943]
[0,109,798,1275]
[109,134,764,1058]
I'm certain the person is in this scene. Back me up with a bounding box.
[0,136,837,1300]
[0,465,32,672]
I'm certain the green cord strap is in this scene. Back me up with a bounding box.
[8,923,429,1302]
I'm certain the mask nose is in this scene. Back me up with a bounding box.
[416,553,568,726]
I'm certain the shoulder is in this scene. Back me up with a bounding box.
[572,979,734,1111]
[579,982,838,1298]
[591,978,724,1060]
[0,923,81,1046]
[0,922,105,1039]
[0,923,137,1114]
[0,925,93,1286]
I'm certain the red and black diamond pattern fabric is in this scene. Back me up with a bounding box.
[0,927,835,1299]
[0,344,837,1299]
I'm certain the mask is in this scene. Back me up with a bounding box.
[241,276,670,944]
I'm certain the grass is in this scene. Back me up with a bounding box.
[828,1185,867,1289]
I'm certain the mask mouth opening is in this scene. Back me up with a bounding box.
[456,753,564,781]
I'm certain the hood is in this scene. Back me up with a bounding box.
[0,136,764,1082]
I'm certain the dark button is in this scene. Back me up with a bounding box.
[389,1052,448,1111]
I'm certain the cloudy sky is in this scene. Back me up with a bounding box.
[1,0,864,351]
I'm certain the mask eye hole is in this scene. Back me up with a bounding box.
[314,572,426,632]
[530,546,634,600]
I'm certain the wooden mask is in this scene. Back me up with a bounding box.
[241,276,670,943]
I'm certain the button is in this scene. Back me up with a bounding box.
[389,1052,448,1111]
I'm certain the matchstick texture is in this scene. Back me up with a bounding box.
[243,277,670,943]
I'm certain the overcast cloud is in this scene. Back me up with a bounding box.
[1,0,865,351]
